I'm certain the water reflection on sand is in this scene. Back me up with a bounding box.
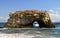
[0,28,60,38]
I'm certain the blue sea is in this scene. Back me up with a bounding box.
[0,22,6,27]
[0,22,60,38]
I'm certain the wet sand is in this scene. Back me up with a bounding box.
[0,28,60,38]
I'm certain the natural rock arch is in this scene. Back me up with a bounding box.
[4,10,55,28]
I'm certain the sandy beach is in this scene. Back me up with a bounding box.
[0,28,60,38]
[0,32,49,38]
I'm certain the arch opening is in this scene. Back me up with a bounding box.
[33,21,39,28]
[32,19,48,28]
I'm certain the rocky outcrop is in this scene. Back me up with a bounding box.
[4,10,55,28]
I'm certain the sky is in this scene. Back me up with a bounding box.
[0,0,60,22]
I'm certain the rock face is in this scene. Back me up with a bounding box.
[4,10,55,28]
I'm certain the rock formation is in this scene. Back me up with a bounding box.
[4,10,55,28]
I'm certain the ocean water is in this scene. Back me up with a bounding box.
[0,22,60,38]
[0,22,6,27]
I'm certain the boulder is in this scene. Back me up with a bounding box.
[4,10,55,28]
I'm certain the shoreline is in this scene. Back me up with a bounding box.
[0,28,60,38]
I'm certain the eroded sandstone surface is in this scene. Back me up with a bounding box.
[4,10,55,28]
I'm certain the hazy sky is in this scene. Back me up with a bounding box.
[0,0,60,22]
